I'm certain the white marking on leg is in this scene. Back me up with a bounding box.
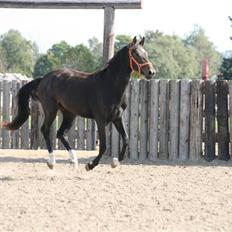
[69,149,78,167]
[111,157,120,168]
[47,152,56,169]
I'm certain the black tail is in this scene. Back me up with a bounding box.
[3,78,41,130]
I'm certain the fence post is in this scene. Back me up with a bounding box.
[148,79,159,161]
[204,81,216,161]
[169,80,180,160]
[216,80,230,160]
[179,80,190,161]
[159,79,169,160]
[189,80,203,161]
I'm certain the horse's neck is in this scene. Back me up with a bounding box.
[106,49,131,103]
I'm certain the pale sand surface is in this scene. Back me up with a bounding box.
[0,149,232,232]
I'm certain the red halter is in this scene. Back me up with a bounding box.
[129,48,152,76]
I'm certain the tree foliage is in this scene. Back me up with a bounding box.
[0,30,38,76]
[220,17,232,80]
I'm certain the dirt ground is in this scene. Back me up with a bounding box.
[0,150,232,232]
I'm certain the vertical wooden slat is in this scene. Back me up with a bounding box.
[11,80,18,149]
[123,82,131,159]
[139,80,148,160]
[169,80,180,160]
[148,80,159,161]
[159,79,169,160]
[229,81,232,158]
[111,123,120,157]
[216,81,230,160]
[77,116,85,150]
[30,101,39,149]
[129,79,140,160]
[0,81,2,148]
[189,80,203,161]
[20,80,30,149]
[179,80,190,161]
[204,81,216,161]
[68,117,76,149]
[2,80,11,149]
[86,119,94,150]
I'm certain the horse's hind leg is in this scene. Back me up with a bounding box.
[41,108,58,169]
[86,120,106,171]
[57,110,77,167]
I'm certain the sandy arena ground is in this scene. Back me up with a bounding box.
[0,149,232,232]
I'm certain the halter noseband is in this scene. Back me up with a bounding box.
[129,48,152,76]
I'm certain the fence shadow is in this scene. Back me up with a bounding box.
[0,155,232,168]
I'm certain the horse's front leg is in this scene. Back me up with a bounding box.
[111,117,129,168]
[85,121,106,171]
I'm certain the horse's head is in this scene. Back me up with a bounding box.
[128,36,156,79]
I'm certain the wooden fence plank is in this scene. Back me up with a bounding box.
[148,80,159,161]
[169,80,180,160]
[30,101,39,149]
[20,80,30,149]
[129,79,140,160]
[189,80,203,161]
[2,80,11,149]
[68,117,76,149]
[159,80,169,160]
[111,123,120,157]
[216,80,230,160]
[204,81,216,161]
[77,116,85,150]
[0,81,2,148]
[179,80,190,161]
[123,83,131,159]
[11,80,19,149]
[229,81,232,158]
[139,80,148,160]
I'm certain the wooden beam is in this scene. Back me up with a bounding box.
[0,0,142,9]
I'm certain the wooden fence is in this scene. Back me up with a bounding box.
[0,79,231,161]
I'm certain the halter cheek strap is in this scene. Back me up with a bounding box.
[129,49,152,77]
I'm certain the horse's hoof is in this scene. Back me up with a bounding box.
[85,163,91,171]
[47,161,55,170]
[111,157,120,168]
[70,159,78,168]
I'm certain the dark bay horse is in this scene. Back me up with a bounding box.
[3,36,155,170]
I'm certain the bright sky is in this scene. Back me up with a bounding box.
[0,0,231,53]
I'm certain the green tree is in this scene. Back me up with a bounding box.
[115,35,132,52]
[0,30,38,76]
[88,37,103,70]
[220,17,232,80]
[184,26,222,77]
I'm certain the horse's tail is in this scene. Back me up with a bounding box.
[2,78,42,130]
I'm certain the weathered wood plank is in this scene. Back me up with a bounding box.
[204,81,216,161]
[148,79,159,161]
[68,117,76,149]
[189,80,203,161]
[159,79,169,160]
[129,79,140,160]
[229,81,232,158]
[139,80,148,160]
[77,116,85,150]
[20,80,30,149]
[30,101,39,149]
[169,80,179,160]
[216,80,230,160]
[111,123,120,157]
[2,80,11,149]
[86,119,96,150]
[0,0,142,9]
[179,80,190,161]
[0,81,2,148]
[123,82,131,159]
[11,81,20,149]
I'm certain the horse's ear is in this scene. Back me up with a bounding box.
[139,37,145,46]
[128,36,137,48]
[132,36,137,45]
